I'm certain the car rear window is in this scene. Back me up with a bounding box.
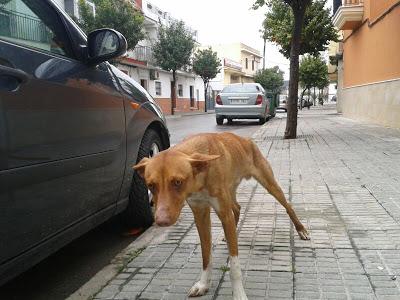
[222,84,260,93]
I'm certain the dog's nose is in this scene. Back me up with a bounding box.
[156,218,171,227]
[155,208,172,227]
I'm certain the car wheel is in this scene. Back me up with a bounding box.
[227,118,233,125]
[216,116,224,125]
[122,129,162,228]
[259,116,266,125]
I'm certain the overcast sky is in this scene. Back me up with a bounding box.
[149,0,291,79]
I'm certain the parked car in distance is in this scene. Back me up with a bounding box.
[0,0,170,285]
[277,95,287,112]
[298,98,313,109]
[215,83,270,125]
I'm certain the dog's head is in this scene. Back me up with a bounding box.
[133,150,220,227]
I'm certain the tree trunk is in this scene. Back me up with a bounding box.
[171,70,177,115]
[204,81,208,112]
[284,1,309,139]
[313,86,316,106]
[263,38,266,70]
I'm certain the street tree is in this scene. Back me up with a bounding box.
[253,0,337,138]
[152,20,195,115]
[254,66,284,95]
[192,47,221,112]
[299,55,328,109]
[77,0,145,50]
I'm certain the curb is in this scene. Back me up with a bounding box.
[66,226,168,300]
[166,110,215,120]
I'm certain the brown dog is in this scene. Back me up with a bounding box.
[134,132,309,299]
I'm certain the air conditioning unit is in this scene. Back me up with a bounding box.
[150,69,159,80]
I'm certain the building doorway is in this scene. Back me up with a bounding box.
[140,79,148,91]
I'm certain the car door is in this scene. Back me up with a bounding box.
[0,0,126,267]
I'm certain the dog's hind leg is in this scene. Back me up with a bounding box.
[250,143,310,240]
[188,204,213,297]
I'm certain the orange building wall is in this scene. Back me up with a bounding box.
[370,0,399,20]
[343,2,400,88]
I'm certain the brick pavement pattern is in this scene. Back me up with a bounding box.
[95,105,400,300]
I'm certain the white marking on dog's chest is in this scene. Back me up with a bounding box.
[187,191,220,211]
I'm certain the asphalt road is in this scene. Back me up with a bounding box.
[167,112,263,145]
[0,112,264,300]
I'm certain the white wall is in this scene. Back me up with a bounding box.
[342,78,400,128]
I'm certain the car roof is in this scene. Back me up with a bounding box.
[226,83,259,86]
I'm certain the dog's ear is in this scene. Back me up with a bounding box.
[188,153,220,175]
[133,157,150,178]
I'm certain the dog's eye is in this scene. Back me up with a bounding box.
[147,183,156,192]
[173,180,182,187]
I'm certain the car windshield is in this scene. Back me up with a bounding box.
[222,84,260,93]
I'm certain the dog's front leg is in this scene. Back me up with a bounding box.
[217,206,248,300]
[188,204,212,297]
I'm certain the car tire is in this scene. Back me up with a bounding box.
[259,116,266,125]
[227,118,233,125]
[122,129,162,228]
[216,116,224,125]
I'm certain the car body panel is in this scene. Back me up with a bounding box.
[0,0,169,285]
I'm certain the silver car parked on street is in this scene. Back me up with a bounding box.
[215,83,270,125]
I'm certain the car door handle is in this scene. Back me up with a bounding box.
[0,64,29,92]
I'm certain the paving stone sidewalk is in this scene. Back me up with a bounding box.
[95,105,400,300]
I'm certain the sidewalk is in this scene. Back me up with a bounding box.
[93,105,400,300]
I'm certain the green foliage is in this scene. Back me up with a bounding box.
[152,20,195,73]
[192,47,221,85]
[254,66,284,94]
[78,0,145,50]
[299,55,328,90]
[261,0,338,58]
[0,0,12,5]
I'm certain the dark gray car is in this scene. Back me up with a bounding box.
[0,0,169,285]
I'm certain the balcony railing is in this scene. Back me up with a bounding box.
[333,0,364,15]
[128,45,154,63]
[344,0,363,5]
[0,8,51,44]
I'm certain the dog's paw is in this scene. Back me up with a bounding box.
[188,281,209,297]
[232,288,248,300]
[297,228,310,240]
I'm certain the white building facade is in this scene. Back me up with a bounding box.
[117,1,205,114]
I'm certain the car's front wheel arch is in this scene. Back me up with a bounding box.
[121,128,165,228]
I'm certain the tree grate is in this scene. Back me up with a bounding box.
[262,134,314,141]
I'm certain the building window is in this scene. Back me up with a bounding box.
[245,58,248,69]
[252,60,255,71]
[155,81,162,96]
[178,84,183,97]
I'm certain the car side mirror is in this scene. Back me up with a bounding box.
[86,29,127,65]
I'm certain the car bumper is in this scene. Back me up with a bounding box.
[215,105,266,119]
